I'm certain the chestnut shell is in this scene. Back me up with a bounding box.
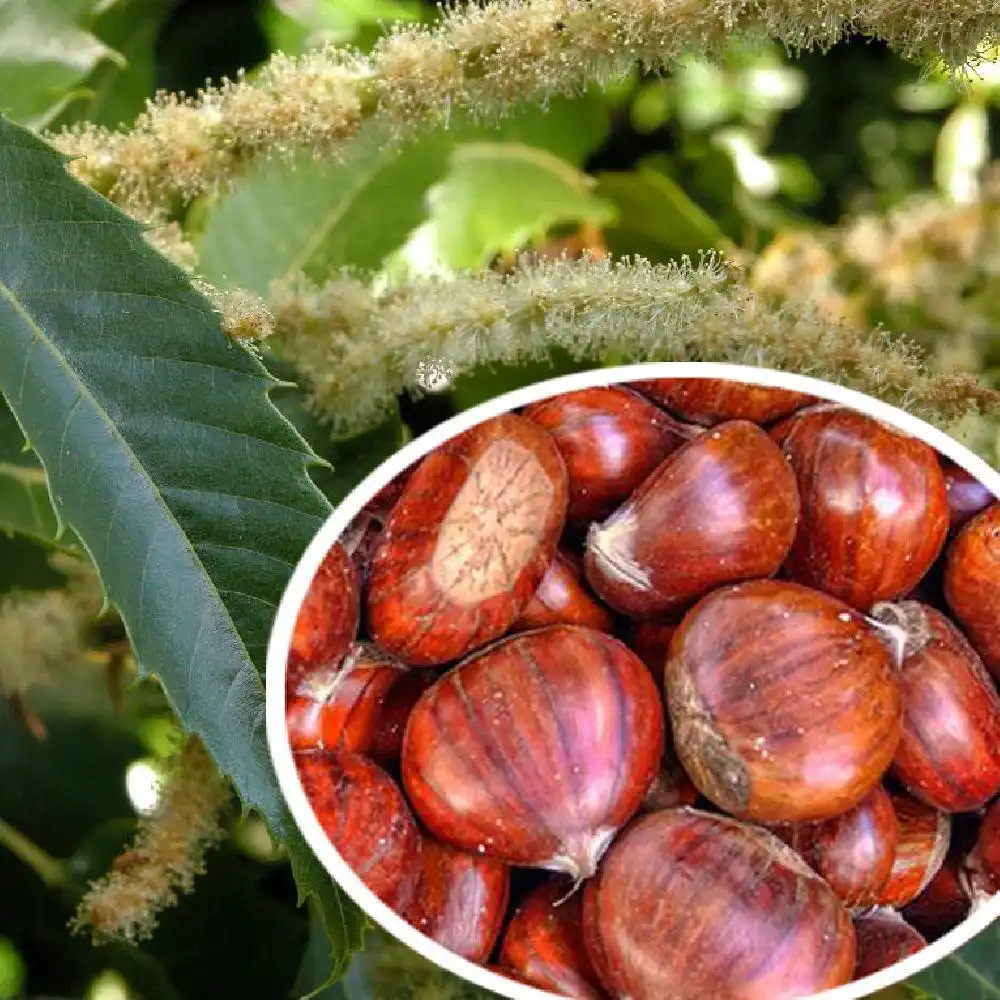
[367,412,568,666]
[582,807,855,1000]
[876,792,951,908]
[873,601,1000,813]
[631,378,814,426]
[775,785,899,908]
[853,910,926,979]
[499,878,607,999]
[942,460,994,534]
[514,548,614,633]
[522,384,688,521]
[401,625,664,879]
[944,503,1000,676]
[404,835,510,962]
[776,406,949,610]
[287,542,358,695]
[294,749,420,911]
[666,579,902,823]
[585,420,800,618]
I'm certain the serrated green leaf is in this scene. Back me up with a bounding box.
[0,115,363,985]
[426,142,617,269]
[907,924,1000,999]
[597,165,729,261]
[0,395,59,543]
[0,0,122,127]
[195,96,610,294]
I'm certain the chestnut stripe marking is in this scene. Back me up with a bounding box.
[594,631,630,828]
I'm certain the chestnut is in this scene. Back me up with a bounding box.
[403,835,510,962]
[667,579,902,823]
[942,459,994,534]
[630,378,814,426]
[853,910,926,979]
[875,792,951,908]
[627,621,677,686]
[287,541,358,695]
[775,785,899,908]
[776,406,949,610]
[585,420,800,618]
[522,385,690,521]
[286,643,430,766]
[582,808,855,999]
[367,412,568,666]
[514,548,614,633]
[976,799,1000,889]
[499,878,607,999]
[944,503,1000,676]
[902,855,972,940]
[642,744,699,812]
[294,749,421,911]
[401,625,663,879]
[871,601,1000,812]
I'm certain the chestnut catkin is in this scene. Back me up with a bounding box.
[582,808,855,1000]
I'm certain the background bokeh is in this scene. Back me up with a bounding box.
[1,1,999,999]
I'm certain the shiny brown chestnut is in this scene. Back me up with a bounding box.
[627,621,677,686]
[871,601,1000,813]
[775,785,899,908]
[403,835,510,962]
[499,878,607,999]
[585,420,800,618]
[853,910,926,979]
[402,625,664,880]
[294,749,420,911]
[976,799,1000,889]
[367,412,568,666]
[876,792,951,908]
[944,503,1000,676]
[942,460,995,534]
[287,541,358,695]
[902,855,972,940]
[522,385,691,521]
[775,406,949,610]
[514,548,614,633]
[667,579,902,823]
[642,748,699,812]
[631,378,814,426]
[582,808,856,1000]
[286,644,431,765]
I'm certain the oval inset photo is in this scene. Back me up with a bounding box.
[266,363,1000,1000]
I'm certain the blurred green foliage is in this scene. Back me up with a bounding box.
[2,1,1000,999]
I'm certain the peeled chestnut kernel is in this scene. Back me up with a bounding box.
[976,799,1000,889]
[942,460,995,534]
[585,420,800,618]
[402,625,663,879]
[522,385,691,521]
[499,878,607,1000]
[404,835,510,963]
[627,621,677,686]
[875,792,951,908]
[776,406,949,610]
[944,503,1000,676]
[286,644,431,765]
[582,808,855,999]
[667,579,902,823]
[287,541,359,695]
[294,749,420,911]
[775,785,899,908]
[902,856,972,940]
[853,910,926,979]
[871,601,1000,813]
[631,378,814,426]
[514,548,614,633]
[367,412,568,666]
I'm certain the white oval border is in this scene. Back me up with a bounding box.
[266,362,1000,1000]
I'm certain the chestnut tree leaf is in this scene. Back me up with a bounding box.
[906,925,1000,998]
[0,395,60,544]
[0,115,365,985]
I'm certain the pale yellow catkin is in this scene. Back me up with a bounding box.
[71,738,230,944]
[51,0,1000,219]
[271,255,999,440]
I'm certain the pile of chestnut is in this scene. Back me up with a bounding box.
[284,377,1000,1000]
